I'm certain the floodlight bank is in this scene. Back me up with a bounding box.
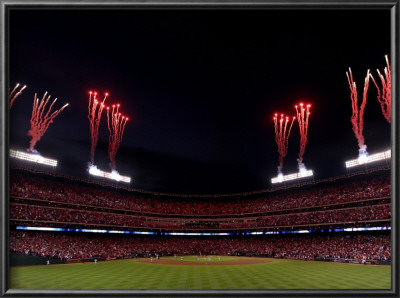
[271,169,313,184]
[89,166,131,183]
[10,149,57,167]
[345,150,391,168]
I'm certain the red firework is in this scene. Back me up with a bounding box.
[9,83,27,109]
[370,55,391,123]
[346,68,370,152]
[273,113,295,174]
[106,104,128,171]
[295,102,311,167]
[27,92,69,153]
[88,91,109,165]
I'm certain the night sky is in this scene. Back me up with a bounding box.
[8,8,391,194]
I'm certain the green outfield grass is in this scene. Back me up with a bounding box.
[10,256,391,290]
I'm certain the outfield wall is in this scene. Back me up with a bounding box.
[10,252,65,266]
[10,253,109,266]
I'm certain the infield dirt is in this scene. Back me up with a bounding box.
[136,258,274,266]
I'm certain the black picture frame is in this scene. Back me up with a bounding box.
[1,1,399,297]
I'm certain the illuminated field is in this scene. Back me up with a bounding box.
[10,256,390,290]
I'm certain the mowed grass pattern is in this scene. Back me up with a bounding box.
[10,257,391,290]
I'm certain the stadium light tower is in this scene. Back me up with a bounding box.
[345,149,391,168]
[88,165,131,183]
[10,149,57,167]
[271,169,313,184]
[269,102,315,184]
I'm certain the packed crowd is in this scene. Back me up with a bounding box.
[10,202,391,230]
[10,174,391,216]
[10,230,391,261]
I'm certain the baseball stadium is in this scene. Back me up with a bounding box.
[8,166,392,291]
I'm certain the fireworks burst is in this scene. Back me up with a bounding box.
[295,102,311,172]
[88,91,109,166]
[27,92,69,153]
[370,55,391,123]
[106,103,128,172]
[273,113,295,176]
[9,83,27,109]
[346,68,370,159]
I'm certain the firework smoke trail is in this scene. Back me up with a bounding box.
[27,92,69,153]
[273,113,295,175]
[9,83,27,109]
[370,55,391,123]
[88,91,108,165]
[106,104,128,172]
[295,103,311,171]
[346,68,370,159]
